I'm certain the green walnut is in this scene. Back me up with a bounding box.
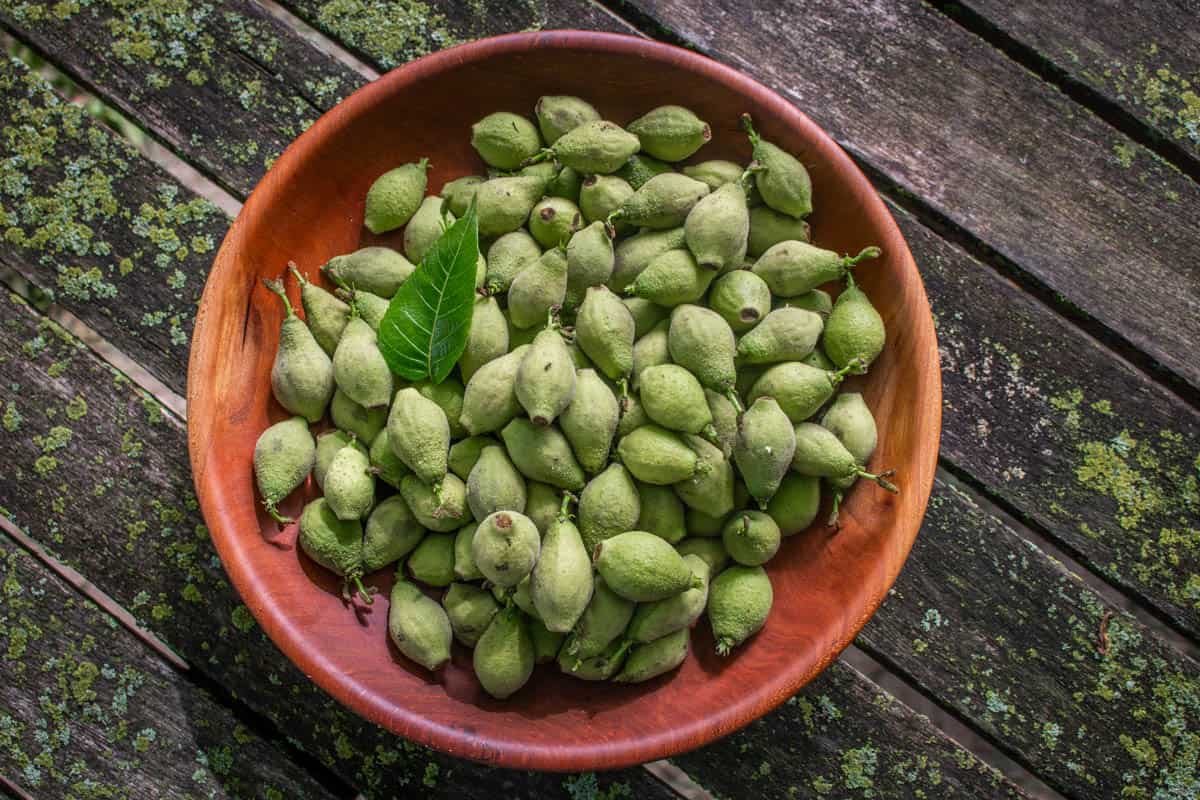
[364,159,429,234]
[471,111,543,170]
[253,416,314,524]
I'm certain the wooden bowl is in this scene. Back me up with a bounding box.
[188,31,941,771]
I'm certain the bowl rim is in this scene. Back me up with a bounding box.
[188,29,942,771]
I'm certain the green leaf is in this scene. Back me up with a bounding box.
[379,202,479,383]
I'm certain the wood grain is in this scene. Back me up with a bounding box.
[0,291,672,798]
[187,31,940,769]
[0,536,341,800]
[0,58,226,396]
[949,0,1200,168]
[0,0,361,197]
[890,198,1200,639]
[862,475,1200,800]
[617,0,1200,392]
[672,660,1029,800]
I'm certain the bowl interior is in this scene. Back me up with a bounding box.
[188,31,941,771]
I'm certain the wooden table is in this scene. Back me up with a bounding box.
[0,2,1197,798]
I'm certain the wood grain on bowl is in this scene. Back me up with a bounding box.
[187,31,941,771]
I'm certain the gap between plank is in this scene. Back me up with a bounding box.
[926,0,1200,186]
[256,0,381,81]
[0,518,359,800]
[842,645,1067,800]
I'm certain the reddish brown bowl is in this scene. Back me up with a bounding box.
[187,31,941,771]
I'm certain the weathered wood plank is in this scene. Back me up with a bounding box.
[279,0,632,71]
[890,197,1200,638]
[862,475,1200,800]
[0,0,362,197]
[672,660,1027,800]
[0,291,674,799]
[0,536,344,800]
[948,0,1200,168]
[0,57,225,396]
[617,0,1200,393]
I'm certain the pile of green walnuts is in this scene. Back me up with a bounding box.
[252,96,896,699]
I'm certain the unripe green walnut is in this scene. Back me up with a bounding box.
[336,287,388,332]
[821,393,878,467]
[476,176,547,239]
[722,510,781,566]
[288,265,349,358]
[748,361,851,423]
[611,226,687,294]
[442,582,499,648]
[493,575,538,619]
[562,636,626,680]
[616,393,649,437]
[330,389,386,442]
[500,418,586,490]
[529,618,566,664]
[575,285,635,380]
[579,174,634,228]
[743,114,812,218]
[737,307,823,365]
[524,481,561,537]
[461,345,530,435]
[734,396,796,508]
[516,327,576,425]
[778,288,833,319]
[401,473,468,532]
[441,174,484,217]
[333,316,393,409]
[627,553,707,642]
[315,430,357,490]
[474,605,535,699]
[638,364,717,441]
[407,532,456,587]
[546,165,584,202]
[565,221,615,308]
[682,160,745,191]
[753,241,880,297]
[824,274,886,373]
[448,435,498,481]
[364,159,429,234]
[322,246,414,299]
[507,248,568,329]
[564,577,635,665]
[684,507,725,537]
[324,441,375,521]
[593,530,702,602]
[617,424,700,485]
[388,387,450,488]
[668,304,740,406]
[676,537,729,576]
[627,248,715,307]
[253,416,315,524]
[453,522,482,581]
[535,95,601,145]
[531,510,594,633]
[362,495,423,572]
[685,181,749,272]
[791,422,898,495]
[673,434,736,519]
[542,120,640,174]
[389,578,452,670]
[459,295,509,383]
[631,319,670,389]
[298,498,370,603]
[747,204,811,258]
[467,445,527,522]
[609,173,710,229]
[710,269,771,334]
[614,628,689,684]
[367,429,409,488]
[471,111,542,170]
[265,279,334,423]
[485,230,542,293]
[705,388,739,459]
[615,153,673,189]
[624,296,671,338]
[404,196,454,265]
[559,368,620,475]
[627,105,711,161]
[635,481,687,544]
[708,564,773,655]
[528,196,582,248]
[472,510,541,588]
[578,463,641,553]
[802,347,836,371]
[766,473,821,536]
[515,160,559,183]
